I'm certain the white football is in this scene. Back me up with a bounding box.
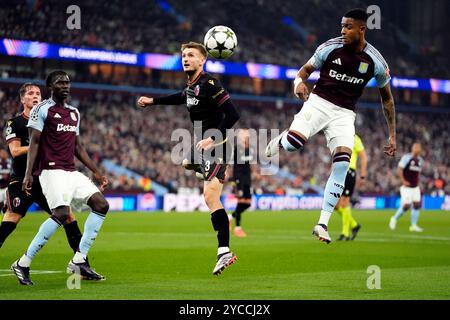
[204,25,237,59]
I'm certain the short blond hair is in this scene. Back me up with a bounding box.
[181,42,207,58]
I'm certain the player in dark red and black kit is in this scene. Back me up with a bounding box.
[0,83,83,253]
[228,129,253,237]
[137,42,240,275]
[0,148,11,212]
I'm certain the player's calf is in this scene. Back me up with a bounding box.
[72,193,109,268]
[316,151,351,242]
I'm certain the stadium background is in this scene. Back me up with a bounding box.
[1,0,448,212]
[0,0,449,302]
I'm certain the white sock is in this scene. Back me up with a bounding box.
[18,254,32,268]
[234,226,242,230]
[228,214,233,221]
[218,246,230,255]
[72,251,87,263]
[318,210,332,226]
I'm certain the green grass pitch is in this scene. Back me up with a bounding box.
[0,209,449,300]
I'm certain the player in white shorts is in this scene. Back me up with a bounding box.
[11,70,110,285]
[389,143,424,232]
[265,9,396,243]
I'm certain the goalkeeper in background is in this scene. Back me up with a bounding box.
[335,134,367,241]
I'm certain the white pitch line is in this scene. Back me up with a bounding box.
[110,231,450,243]
[363,232,450,241]
[0,269,63,277]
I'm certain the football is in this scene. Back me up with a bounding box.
[203,25,237,59]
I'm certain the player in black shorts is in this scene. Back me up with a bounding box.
[0,148,11,212]
[137,42,240,275]
[0,82,83,252]
[229,129,253,237]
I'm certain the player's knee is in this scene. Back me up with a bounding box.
[413,203,421,210]
[65,211,77,224]
[3,210,22,224]
[280,130,306,152]
[339,196,350,207]
[403,204,410,211]
[93,198,109,215]
[88,193,109,214]
[52,207,71,224]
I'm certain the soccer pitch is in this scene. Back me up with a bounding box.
[0,210,449,300]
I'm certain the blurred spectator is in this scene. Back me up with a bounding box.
[0,0,448,78]
[1,87,448,195]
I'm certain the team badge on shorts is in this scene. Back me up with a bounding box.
[70,112,77,122]
[13,197,21,207]
[194,85,200,96]
[358,62,369,74]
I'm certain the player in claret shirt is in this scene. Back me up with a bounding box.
[11,71,110,285]
[265,9,396,243]
[0,83,83,254]
[137,42,240,276]
[390,143,424,232]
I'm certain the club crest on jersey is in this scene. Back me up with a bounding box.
[194,85,200,96]
[13,197,21,207]
[70,112,77,122]
[358,62,369,74]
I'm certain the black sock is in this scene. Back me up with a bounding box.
[211,208,229,248]
[63,220,83,253]
[0,221,17,248]
[232,202,251,227]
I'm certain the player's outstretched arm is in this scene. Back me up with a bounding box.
[137,91,185,108]
[379,83,396,157]
[294,62,315,101]
[22,128,41,193]
[75,136,108,190]
[137,96,154,108]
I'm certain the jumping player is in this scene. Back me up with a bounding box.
[137,42,240,275]
[265,9,396,243]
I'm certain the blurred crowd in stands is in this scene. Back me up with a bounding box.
[1,86,448,196]
[0,0,448,78]
[1,0,448,196]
